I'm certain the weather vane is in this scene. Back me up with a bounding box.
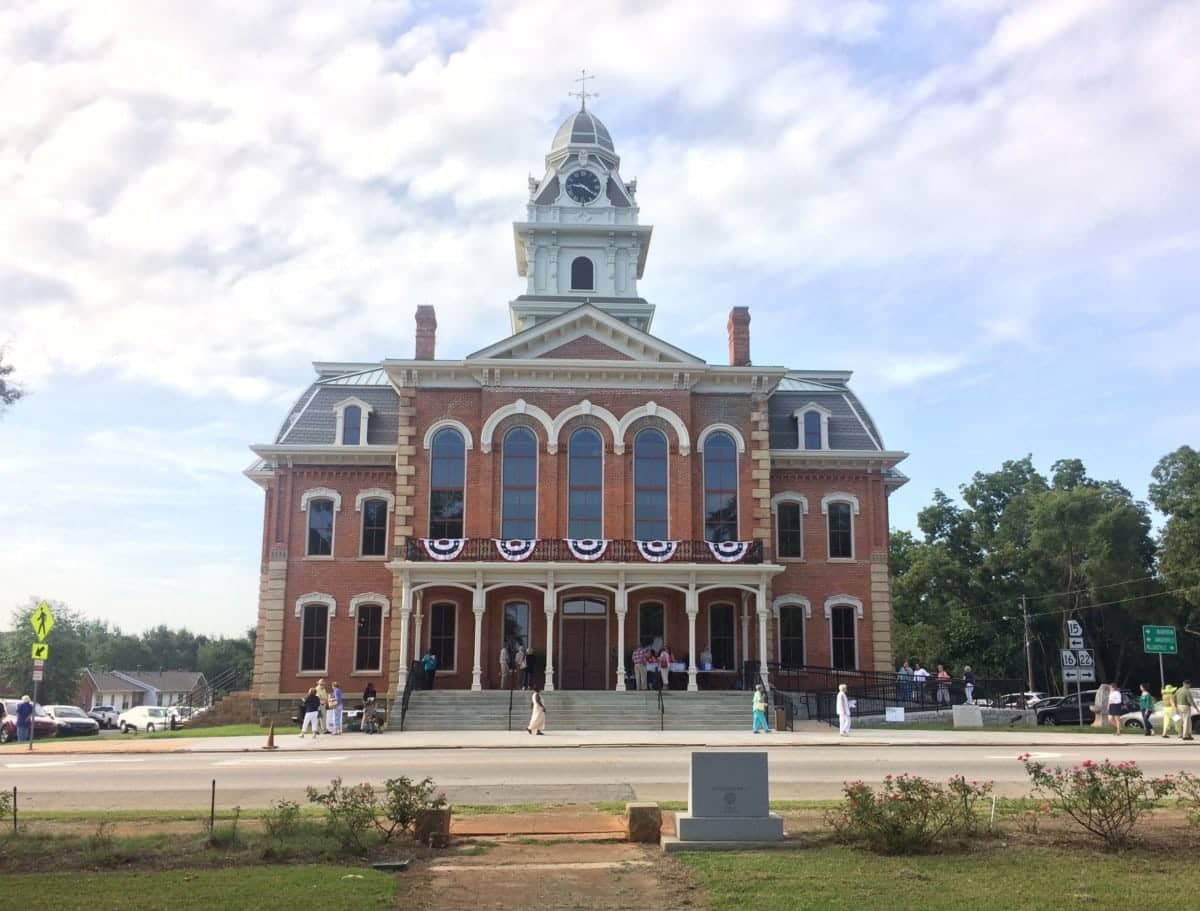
[569,68,598,111]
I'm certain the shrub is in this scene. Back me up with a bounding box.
[208,806,242,848]
[262,799,302,840]
[1020,754,1174,849]
[378,776,447,841]
[1174,770,1200,829]
[827,773,992,854]
[306,778,378,855]
[1016,803,1054,836]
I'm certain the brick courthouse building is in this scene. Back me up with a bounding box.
[247,103,908,706]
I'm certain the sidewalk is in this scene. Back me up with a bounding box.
[4,726,1193,756]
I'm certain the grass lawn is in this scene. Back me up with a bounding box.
[0,866,400,910]
[681,845,1195,911]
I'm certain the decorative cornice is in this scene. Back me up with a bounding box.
[294,592,336,618]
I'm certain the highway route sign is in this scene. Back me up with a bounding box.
[1063,668,1096,683]
[1067,620,1084,638]
[31,642,49,661]
[1142,625,1177,655]
[31,601,55,641]
[1068,637,1085,650]
[1060,649,1077,668]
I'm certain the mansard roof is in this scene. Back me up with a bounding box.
[767,372,888,452]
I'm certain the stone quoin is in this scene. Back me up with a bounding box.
[245,98,908,708]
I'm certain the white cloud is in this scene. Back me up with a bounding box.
[874,353,969,387]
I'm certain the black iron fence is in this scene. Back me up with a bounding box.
[398,660,421,732]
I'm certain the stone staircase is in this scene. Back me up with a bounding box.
[393,690,765,732]
[183,690,256,728]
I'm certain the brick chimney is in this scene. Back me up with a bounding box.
[415,305,437,360]
[727,306,751,366]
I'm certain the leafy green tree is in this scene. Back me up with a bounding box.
[197,636,254,683]
[0,348,23,411]
[0,599,89,703]
[1149,446,1200,635]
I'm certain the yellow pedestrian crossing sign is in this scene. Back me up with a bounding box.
[32,642,49,661]
[31,601,55,641]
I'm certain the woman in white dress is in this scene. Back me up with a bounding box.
[527,688,546,735]
[836,683,852,736]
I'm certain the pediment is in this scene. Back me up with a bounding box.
[467,304,705,365]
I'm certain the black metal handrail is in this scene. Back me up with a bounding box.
[657,686,665,731]
[406,538,764,564]
[398,660,421,732]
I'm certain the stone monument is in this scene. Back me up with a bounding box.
[663,751,784,852]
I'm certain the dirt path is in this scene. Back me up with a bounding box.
[407,839,705,911]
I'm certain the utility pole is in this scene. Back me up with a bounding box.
[1021,595,1034,695]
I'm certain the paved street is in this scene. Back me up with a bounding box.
[4,733,1197,810]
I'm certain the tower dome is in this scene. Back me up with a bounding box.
[550,109,615,154]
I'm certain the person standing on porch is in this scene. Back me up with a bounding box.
[644,649,659,690]
[752,684,770,734]
[632,643,647,691]
[514,644,528,689]
[421,651,438,690]
[658,646,672,690]
[527,688,546,735]
[836,683,852,736]
[499,644,511,689]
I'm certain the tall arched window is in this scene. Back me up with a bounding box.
[429,428,465,539]
[342,405,362,445]
[570,256,594,290]
[633,428,668,540]
[568,427,603,539]
[703,431,738,542]
[803,411,821,450]
[306,498,335,556]
[831,605,857,670]
[502,427,537,539]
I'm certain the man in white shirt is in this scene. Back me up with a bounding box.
[913,664,931,705]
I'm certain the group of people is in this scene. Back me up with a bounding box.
[1133,681,1195,739]
[896,661,975,705]
[299,678,345,737]
[498,643,536,690]
[631,643,675,690]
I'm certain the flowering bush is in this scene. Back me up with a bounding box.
[1016,802,1055,836]
[1174,770,1200,829]
[827,773,993,854]
[1019,754,1174,849]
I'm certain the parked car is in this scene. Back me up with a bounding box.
[44,705,101,737]
[1119,700,1200,732]
[88,705,120,728]
[117,705,175,734]
[1037,689,1138,726]
[996,691,1050,709]
[0,698,59,742]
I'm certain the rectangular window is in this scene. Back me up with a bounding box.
[779,607,804,668]
[361,500,388,556]
[354,604,383,672]
[638,602,665,648]
[828,502,853,559]
[803,411,822,450]
[777,502,803,558]
[300,604,328,672]
[501,489,536,540]
[430,603,456,672]
[429,491,464,539]
[307,500,334,556]
[503,602,530,650]
[563,598,606,615]
[709,604,735,671]
[831,606,856,670]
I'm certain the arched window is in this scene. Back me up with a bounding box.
[803,411,821,450]
[633,429,668,540]
[831,605,857,669]
[354,604,383,672]
[360,498,389,556]
[342,405,362,445]
[779,606,805,668]
[776,501,803,558]
[703,431,738,542]
[570,256,594,290]
[306,498,335,556]
[568,427,603,539]
[827,502,853,559]
[429,428,466,539]
[501,427,538,539]
[300,603,329,672]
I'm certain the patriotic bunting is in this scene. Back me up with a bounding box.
[565,538,610,561]
[494,539,537,561]
[707,540,751,563]
[635,539,679,563]
[422,538,466,561]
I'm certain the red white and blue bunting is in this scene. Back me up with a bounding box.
[565,538,610,561]
[635,540,679,563]
[494,539,537,562]
[707,540,751,563]
[422,538,466,561]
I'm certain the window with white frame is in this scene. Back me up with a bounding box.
[830,605,856,670]
[703,431,738,542]
[306,498,335,556]
[360,499,388,557]
[300,603,329,672]
[777,501,804,558]
[335,398,372,446]
[429,603,456,671]
[567,427,603,539]
[827,501,853,559]
[429,428,466,539]
[708,603,735,671]
[778,606,805,668]
[793,404,831,451]
[634,429,669,540]
[501,426,537,539]
[354,603,383,672]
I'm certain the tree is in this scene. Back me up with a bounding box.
[0,348,23,411]
[0,599,89,703]
[197,635,254,684]
[1149,445,1200,635]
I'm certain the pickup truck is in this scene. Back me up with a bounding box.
[87,705,120,728]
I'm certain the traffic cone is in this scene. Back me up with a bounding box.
[262,722,278,750]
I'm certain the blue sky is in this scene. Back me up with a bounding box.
[2,0,1198,636]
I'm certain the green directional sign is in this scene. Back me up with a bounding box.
[1142,625,1177,655]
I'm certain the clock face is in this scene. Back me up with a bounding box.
[564,169,602,204]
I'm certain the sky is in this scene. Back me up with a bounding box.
[1,0,1198,637]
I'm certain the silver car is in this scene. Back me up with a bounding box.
[1120,700,1200,732]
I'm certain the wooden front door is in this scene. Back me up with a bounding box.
[559,597,608,689]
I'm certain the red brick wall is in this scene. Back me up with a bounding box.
[539,337,634,360]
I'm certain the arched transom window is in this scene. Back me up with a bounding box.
[429,428,466,539]
[633,428,668,540]
[570,256,594,291]
[703,431,738,542]
[567,427,603,539]
[501,426,538,539]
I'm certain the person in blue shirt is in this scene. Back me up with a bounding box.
[16,695,34,741]
[422,651,438,690]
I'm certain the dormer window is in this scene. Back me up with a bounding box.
[793,404,832,451]
[570,256,594,291]
[334,397,373,446]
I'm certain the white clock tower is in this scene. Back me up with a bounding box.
[510,83,654,333]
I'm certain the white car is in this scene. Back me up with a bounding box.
[1120,700,1200,732]
[117,705,175,734]
[87,705,120,728]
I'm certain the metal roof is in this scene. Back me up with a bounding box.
[551,110,615,153]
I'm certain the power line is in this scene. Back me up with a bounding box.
[1022,573,1160,602]
[1025,584,1200,620]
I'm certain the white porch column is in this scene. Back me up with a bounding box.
[686,583,699,692]
[396,574,413,690]
[757,581,770,688]
[412,594,423,664]
[615,579,628,691]
[470,578,484,692]
[741,593,751,666]
[543,574,557,692]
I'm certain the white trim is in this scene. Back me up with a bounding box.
[773,595,811,667]
[300,487,342,512]
[794,403,832,451]
[822,493,858,561]
[551,399,622,452]
[349,593,391,618]
[617,401,691,456]
[501,425,539,540]
[696,423,746,454]
[841,393,884,451]
[771,493,808,561]
[566,425,605,539]
[295,592,337,618]
[480,399,555,453]
[820,492,860,515]
[423,420,475,451]
[823,596,863,671]
[632,427,671,540]
[773,594,813,619]
[706,601,738,672]
[333,396,374,446]
[355,488,395,511]
[701,429,739,542]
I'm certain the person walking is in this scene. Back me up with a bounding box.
[299,688,321,738]
[1177,680,1195,741]
[527,688,546,735]
[15,694,33,743]
[362,682,378,734]
[752,683,770,733]
[1107,682,1123,734]
[963,665,976,705]
[514,644,528,690]
[1162,684,1179,738]
[658,646,672,691]
[936,664,951,706]
[421,651,438,690]
[499,643,511,689]
[1138,684,1154,736]
[836,683,852,736]
[315,678,329,734]
[328,681,344,735]
[523,647,536,690]
[632,643,647,691]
